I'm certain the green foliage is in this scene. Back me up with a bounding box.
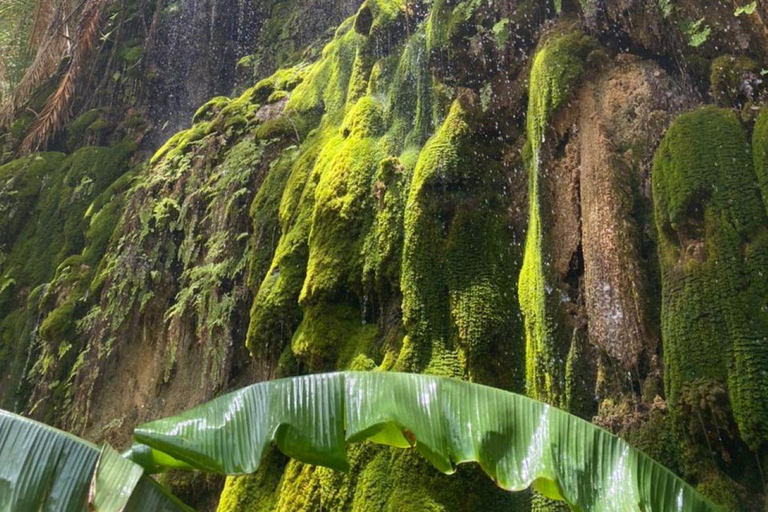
[0,409,189,511]
[658,0,674,18]
[652,106,768,450]
[679,18,711,48]
[133,372,721,512]
[0,0,38,98]
[733,2,757,16]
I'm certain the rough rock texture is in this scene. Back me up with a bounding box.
[578,56,689,372]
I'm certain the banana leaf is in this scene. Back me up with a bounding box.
[0,409,190,512]
[133,372,721,512]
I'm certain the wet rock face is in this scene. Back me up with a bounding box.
[142,0,261,148]
[141,0,364,150]
[577,57,690,371]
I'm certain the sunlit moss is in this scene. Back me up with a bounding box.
[399,91,522,388]
[300,97,384,305]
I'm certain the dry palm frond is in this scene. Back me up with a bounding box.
[19,0,110,152]
[0,0,72,127]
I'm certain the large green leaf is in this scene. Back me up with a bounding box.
[0,409,190,512]
[134,372,721,512]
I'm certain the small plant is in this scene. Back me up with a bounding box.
[734,2,757,17]
[680,17,711,47]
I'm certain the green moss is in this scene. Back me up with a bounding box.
[9,114,32,141]
[151,122,214,164]
[361,156,408,298]
[65,108,116,151]
[709,55,757,107]
[0,139,135,411]
[247,147,300,293]
[300,98,384,306]
[253,113,315,143]
[398,92,521,388]
[264,445,526,512]
[518,28,597,405]
[653,106,768,449]
[286,20,363,122]
[291,303,378,371]
[38,299,76,348]
[399,96,472,376]
[217,450,288,512]
[753,107,768,212]
[246,134,325,362]
[253,64,311,105]
[193,96,232,124]
[564,327,596,419]
[267,90,289,104]
[0,153,65,247]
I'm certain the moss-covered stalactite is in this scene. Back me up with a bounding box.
[228,0,531,507]
[755,108,768,211]
[517,27,597,409]
[653,106,768,505]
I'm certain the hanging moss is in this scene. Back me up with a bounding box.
[246,134,325,362]
[653,105,768,450]
[399,95,473,375]
[300,97,384,306]
[517,27,597,405]
[398,91,522,389]
[0,153,66,248]
[286,19,363,122]
[247,148,300,294]
[0,139,135,410]
[754,107,768,212]
[564,327,596,419]
[361,156,408,299]
[193,97,232,124]
[216,450,289,512]
[151,122,215,164]
[291,303,378,371]
[383,30,439,149]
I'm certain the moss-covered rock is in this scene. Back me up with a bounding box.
[0,140,135,410]
[709,55,759,107]
[754,107,768,212]
[653,106,768,450]
[518,27,598,405]
[399,91,522,388]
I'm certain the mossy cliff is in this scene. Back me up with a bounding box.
[1,0,768,510]
[653,106,768,450]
